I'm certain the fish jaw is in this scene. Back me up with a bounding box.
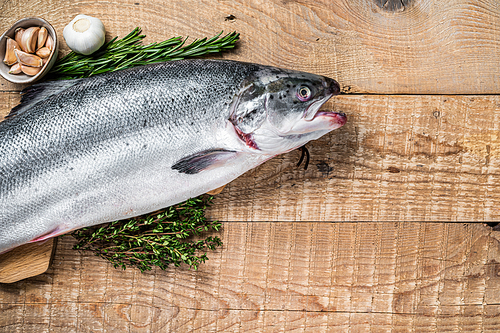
[276,110,347,137]
[311,110,347,130]
[303,94,333,121]
[248,110,346,154]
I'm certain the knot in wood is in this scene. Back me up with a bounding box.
[373,0,412,12]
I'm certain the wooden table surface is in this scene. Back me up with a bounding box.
[1,0,500,332]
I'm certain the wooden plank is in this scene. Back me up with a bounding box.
[0,222,499,332]
[0,239,56,284]
[1,0,500,94]
[0,0,499,331]
[206,94,500,222]
[2,93,499,221]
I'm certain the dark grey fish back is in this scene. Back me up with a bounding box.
[0,60,259,197]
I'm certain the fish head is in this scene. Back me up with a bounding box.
[230,67,346,154]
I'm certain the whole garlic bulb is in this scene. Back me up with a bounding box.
[63,14,106,55]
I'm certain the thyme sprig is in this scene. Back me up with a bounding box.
[49,28,239,79]
[71,196,222,272]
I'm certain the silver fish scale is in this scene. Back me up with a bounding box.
[0,60,260,250]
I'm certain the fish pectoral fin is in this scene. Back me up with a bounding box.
[172,149,238,174]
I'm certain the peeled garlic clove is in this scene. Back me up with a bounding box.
[63,14,106,55]
[14,49,43,67]
[45,35,54,51]
[20,64,42,76]
[36,47,51,58]
[15,28,25,50]
[9,63,22,74]
[37,27,48,50]
[3,37,19,66]
[20,26,40,53]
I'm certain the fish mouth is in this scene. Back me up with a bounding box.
[286,109,346,135]
[304,94,333,121]
[313,111,347,129]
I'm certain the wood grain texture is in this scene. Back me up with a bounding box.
[1,0,499,331]
[0,0,500,94]
[0,239,55,283]
[1,223,500,332]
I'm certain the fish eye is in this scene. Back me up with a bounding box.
[297,86,312,102]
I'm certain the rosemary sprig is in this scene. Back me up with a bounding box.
[49,28,240,79]
[71,196,222,272]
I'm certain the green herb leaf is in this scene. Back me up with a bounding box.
[48,28,239,79]
[71,195,222,272]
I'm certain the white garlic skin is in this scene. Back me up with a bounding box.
[63,14,106,55]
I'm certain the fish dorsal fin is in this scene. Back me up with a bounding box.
[7,79,82,118]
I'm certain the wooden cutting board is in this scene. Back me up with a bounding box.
[0,239,56,283]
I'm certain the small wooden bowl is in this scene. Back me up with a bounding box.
[0,17,59,84]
